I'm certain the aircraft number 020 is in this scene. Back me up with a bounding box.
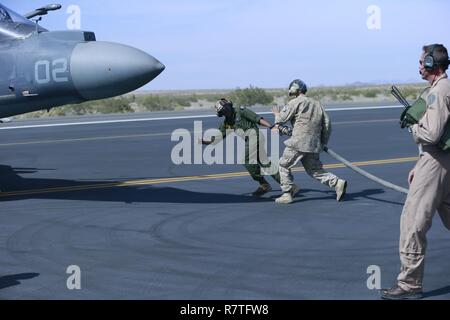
[35,59,69,84]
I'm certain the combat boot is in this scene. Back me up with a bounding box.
[380,284,423,300]
[291,184,300,197]
[275,193,293,204]
[335,179,347,202]
[252,183,272,197]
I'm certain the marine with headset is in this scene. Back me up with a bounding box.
[200,98,283,197]
[271,79,347,204]
[381,44,450,300]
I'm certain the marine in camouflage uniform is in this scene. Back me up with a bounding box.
[201,99,280,196]
[272,79,347,204]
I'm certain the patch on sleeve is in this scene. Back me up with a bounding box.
[282,105,289,113]
[427,94,436,106]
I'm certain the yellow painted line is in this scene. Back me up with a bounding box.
[0,132,171,147]
[0,156,417,198]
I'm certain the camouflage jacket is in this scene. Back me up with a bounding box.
[275,95,331,153]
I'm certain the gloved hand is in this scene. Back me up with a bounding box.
[278,124,292,136]
[271,124,292,136]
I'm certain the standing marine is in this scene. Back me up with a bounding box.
[381,44,450,300]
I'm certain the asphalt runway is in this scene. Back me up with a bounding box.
[1,106,449,300]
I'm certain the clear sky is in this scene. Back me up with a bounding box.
[4,0,450,90]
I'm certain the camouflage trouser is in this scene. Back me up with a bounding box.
[279,147,339,193]
[243,133,280,185]
[397,151,450,291]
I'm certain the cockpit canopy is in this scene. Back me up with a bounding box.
[0,3,46,41]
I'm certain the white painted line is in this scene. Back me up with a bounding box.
[0,114,216,130]
[0,105,403,130]
[0,119,399,147]
[0,94,15,100]
[327,105,403,111]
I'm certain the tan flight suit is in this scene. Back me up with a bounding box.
[275,95,339,193]
[397,73,450,291]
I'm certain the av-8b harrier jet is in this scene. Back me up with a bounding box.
[0,3,165,119]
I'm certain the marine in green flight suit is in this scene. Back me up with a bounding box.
[201,99,280,196]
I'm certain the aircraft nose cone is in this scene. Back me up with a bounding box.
[70,42,165,100]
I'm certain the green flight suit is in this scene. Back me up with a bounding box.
[219,107,280,185]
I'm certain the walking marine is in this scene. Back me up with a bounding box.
[200,98,281,196]
[272,79,347,204]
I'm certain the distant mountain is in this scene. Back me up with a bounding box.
[343,81,376,87]
[344,78,422,87]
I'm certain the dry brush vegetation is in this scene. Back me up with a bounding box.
[15,83,426,119]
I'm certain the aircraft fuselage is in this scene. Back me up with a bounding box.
[0,30,165,118]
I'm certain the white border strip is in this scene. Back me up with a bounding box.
[0,105,403,130]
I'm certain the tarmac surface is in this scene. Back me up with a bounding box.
[0,105,449,300]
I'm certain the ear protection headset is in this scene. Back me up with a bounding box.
[423,45,437,70]
[423,44,450,70]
